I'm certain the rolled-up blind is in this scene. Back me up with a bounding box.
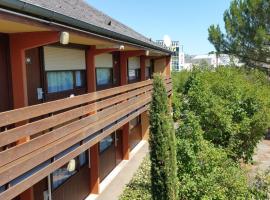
[44,46,86,71]
[128,57,140,69]
[95,53,113,68]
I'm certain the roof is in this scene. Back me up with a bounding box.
[0,0,171,53]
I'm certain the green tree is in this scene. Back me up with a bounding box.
[149,74,178,200]
[177,112,252,199]
[208,0,270,68]
[184,67,270,162]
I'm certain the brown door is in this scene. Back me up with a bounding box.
[25,48,43,106]
[0,33,11,112]
[115,130,123,165]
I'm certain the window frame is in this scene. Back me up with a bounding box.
[51,151,88,191]
[45,69,86,94]
[95,67,114,90]
[128,68,141,83]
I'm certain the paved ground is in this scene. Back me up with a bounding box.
[96,142,149,200]
[247,140,270,178]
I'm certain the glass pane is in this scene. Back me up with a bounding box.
[52,162,77,189]
[75,71,82,87]
[146,67,150,78]
[47,71,73,93]
[0,185,5,193]
[99,134,113,153]
[130,116,140,130]
[96,68,111,86]
[79,152,87,167]
[128,69,136,80]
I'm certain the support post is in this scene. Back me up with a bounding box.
[86,46,96,92]
[140,56,146,81]
[89,144,100,194]
[120,52,128,85]
[122,123,130,160]
[86,45,100,194]
[9,32,59,200]
[166,56,171,77]
[141,111,150,140]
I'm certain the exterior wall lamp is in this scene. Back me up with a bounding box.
[60,31,70,45]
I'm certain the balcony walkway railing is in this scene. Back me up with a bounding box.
[0,77,172,200]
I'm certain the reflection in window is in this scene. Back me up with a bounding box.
[99,134,113,153]
[128,69,140,82]
[0,185,5,193]
[47,71,73,93]
[46,70,86,93]
[96,68,112,86]
[130,116,141,130]
[75,71,85,87]
[52,151,88,190]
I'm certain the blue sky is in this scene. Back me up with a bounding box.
[87,0,231,55]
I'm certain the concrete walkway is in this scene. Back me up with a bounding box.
[248,140,270,177]
[86,141,149,200]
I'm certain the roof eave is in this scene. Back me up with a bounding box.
[0,0,172,54]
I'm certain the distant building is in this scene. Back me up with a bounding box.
[184,53,243,70]
[156,40,184,71]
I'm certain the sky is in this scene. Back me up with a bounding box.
[86,0,232,55]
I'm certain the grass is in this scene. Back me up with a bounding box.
[119,156,152,200]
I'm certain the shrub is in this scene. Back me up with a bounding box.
[183,67,270,162]
[149,74,178,200]
[250,169,270,199]
[176,112,252,199]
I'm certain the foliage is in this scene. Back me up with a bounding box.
[250,169,270,199]
[172,70,191,94]
[149,74,178,200]
[171,71,191,121]
[119,156,152,200]
[176,112,252,199]
[208,0,270,68]
[183,67,270,162]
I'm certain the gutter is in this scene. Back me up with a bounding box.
[0,0,172,54]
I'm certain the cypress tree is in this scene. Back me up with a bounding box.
[149,74,178,200]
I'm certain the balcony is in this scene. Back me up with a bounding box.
[0,77,172,200]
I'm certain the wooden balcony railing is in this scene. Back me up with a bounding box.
[0,77,172,200]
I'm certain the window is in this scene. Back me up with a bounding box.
[130,116,141,130]
[96,68,113,86]
[128,69,140,82]
[46,70,86,93]
[146,67,153,79]
[99,134,114,153]
[52,151,88,190]
[0,185,5,193]
[75,71,85,87]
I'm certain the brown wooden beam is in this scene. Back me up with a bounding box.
[90,143,100,194]
[166,56,171,76]
[140,56,146,81]
[123,50,146,58]
[122,123,130,160]
[9,31,59,200]
[141,111,150,140]
[86,46,96,92]
[120,52,128,85]
[93,48,119,55]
